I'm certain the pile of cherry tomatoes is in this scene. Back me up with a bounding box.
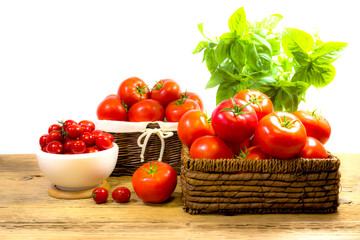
[39,119,114,154]
[177,89,331,160]
[96,77,204,122]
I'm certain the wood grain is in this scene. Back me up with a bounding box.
[0,153,359,239]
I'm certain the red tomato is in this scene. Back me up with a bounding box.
[181,91,204,111]
[190,135,234,159]
[79,120,96,132]
[226,138,251,156]
[255,112,307,159]
[177,110,214,147]
[64,139,75,153]
[165,98,200,122]
[211,98,258,144]
[48,124,62,133]
[92,129,104,139]
[85,146,100,153]
[118,77,150,107]
[293,110,331,144]
[91,187,108,204]
[61,120,77,129]
[80,132,95,147]
[300,137,328,159]
[128,99,164,122]
[97,97,128,121]
[46,130,64,144]
[70,140,87,154]
[150,79,181,107]
[39,134,48,148]
[66,124,83,139]
[237,146,270,160]
[234,89,273,120]
[132,162,177,203]
[112,187,131,203]
[46,141,64,154]
[95,135,113,150]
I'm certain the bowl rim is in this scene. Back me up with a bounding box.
[36,143,118,160]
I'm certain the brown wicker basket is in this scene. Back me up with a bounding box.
[181,145,341,214]
[96,120,182,176]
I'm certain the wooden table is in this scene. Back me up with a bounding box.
[0,154,359,239]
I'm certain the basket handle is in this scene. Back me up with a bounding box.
[137,128,174,162]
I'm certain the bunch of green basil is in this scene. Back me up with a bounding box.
[193,7,347,112]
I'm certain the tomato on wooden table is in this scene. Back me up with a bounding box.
[128,99,164,122]
[132,162,177,204]
[293,110,331,144]
[234,89,273,120]
[91,187,108,204]
[150,79,181,108]
[165,98,200,122]
[97,97,128,121]
[118,77,150,107]
[211,98,258,144]
[112,187,131,203]
[190,135,234,159]
[254,112,307,159]
[300,137,328,159]
[177,110,214,147]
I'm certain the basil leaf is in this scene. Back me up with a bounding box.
[272,80,309,112]
[246,72,277,93]
[228,7,247,36]
[193,41,208,54]
[216,80,241,105]
[260,14,283,31]
[311,41,348,65]
[292,51,310,66]
[247,33,272,72]
[292,64,336,88]
[215,40,230,65]
[230,38,247,70]
[282,27,314,58]
[204,48,218,74]
[205,70,224,89]
[266,33,281,56]
[220,32,236,44]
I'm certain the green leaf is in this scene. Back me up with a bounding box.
[192,41,208,54]
[216,80,241,105]
[292,51,310,66]
[228,7,247,36]
[215,40,230,65]
[204,48,218,74]
[205,70,224,89]
[292,64,336,88]
[247,33,272,72]
[311,41,348,65]
[245,72,277,93]
[260,14,283,31]
[282,27,314,58]
[266,33,281,56]
[230,38,247,70]
[220,32,236,44]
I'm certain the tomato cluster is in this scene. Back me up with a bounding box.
[97,77,204,122]
[178,89,331,160]
[39,120,114,154]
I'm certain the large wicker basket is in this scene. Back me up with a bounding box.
[180,145,341,214]
[96,120,182,176]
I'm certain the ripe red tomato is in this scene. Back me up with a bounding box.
[128,99,164,122]
[293,110,331,144]
[132,162,177,203]
[190,135,234,159]
[79,120,96,132]
[177,110,214,147]
[165,98,200,122]
[237,146,270,160]
[211,98,258,144]
[112,187,131,203]
[97,97,128,121]
[48,124,62,133]
[181,91,204,111]
[150,79,181,107]
[46,141,64,154]
[66,124,83,139]
[234,89,273,120]
[70,140,87,154]
[61,120,77,129]
[226,137,251,156]
[46,130,64,144]
[91,187,108,204]
[64,139,74,153]
[300,137,328,159]
[255,112,307,159]
[80,132,95,147]
[118,77,150,107]
[92,129,104,139]
[95,135,113,150]
[39,134,48,148]
[85,146,100,153]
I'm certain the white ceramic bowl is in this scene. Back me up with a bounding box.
[36,143,119,190]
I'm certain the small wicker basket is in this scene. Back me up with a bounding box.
[96,120,182,176]
[180,145,341,214]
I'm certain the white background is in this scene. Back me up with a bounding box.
[0,0,359,154]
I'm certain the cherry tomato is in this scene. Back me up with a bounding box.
[66,124,83,139]
[39,134,48,148]
[118,77,150,107]
[254,112,307,159]
[48,124,62,133]
[79,120,96,132]
[101,132,114,142]
[92,129,104,139]
[91,187,108,204]
[293,110,331,144]
[190,135,234,159]
[112,187,131,203]
[300,137,328,159]
[211,98,258,144]
[132,162,177,203]
[181,91,204,111]
[85,146,100,153]
[97,97,128,121]
[64,139,75,153]
[128,99,164,122]
[237,146,270,160]
[46,130,64,144]
[165,98,200,122]
[70,140,87,154]
[150,79,181,107]
[61,120,77,129]
[46,141,64,154]
[80,132,95,147]
[95,135,113,150]
[177,110,214,147]
[234,89,273,121]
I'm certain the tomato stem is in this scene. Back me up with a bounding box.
[142,162,158,177]
[248,94,267,111]
[235,146,249,160]
[220,98,253,116]
[135,84,149,99]
[152,81,164,91]
[279,116,296,128]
